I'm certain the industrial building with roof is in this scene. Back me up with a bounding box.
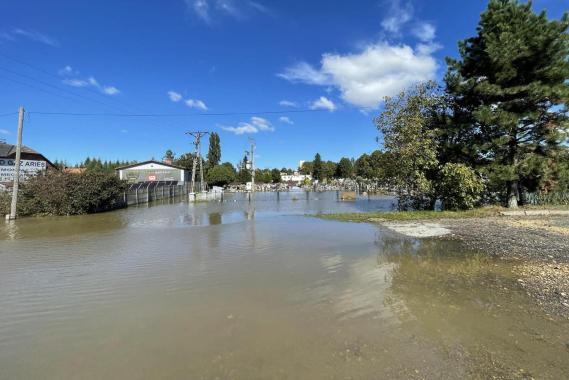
[115,160,190,184]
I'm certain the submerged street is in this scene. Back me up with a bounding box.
[1,193,568,379]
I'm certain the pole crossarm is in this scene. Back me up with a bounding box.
[185,131,209,193]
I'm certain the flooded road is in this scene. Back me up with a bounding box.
[1,193,568,379]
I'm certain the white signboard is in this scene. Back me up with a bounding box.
[0,159,47,182]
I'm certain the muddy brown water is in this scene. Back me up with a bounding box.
[1,193,568,379]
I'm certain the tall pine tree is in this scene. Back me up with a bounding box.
[207,132,221,168]
[312,153,324,181]
[445,0,569,207]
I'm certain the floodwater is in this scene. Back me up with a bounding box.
[0,192,568,379]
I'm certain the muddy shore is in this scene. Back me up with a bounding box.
[375,216,569,319]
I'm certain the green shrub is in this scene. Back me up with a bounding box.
[14,171,127,216]
[0,191,10,216]
[437,163,485,210]
[206,164,236,187]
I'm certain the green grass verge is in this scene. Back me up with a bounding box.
[311,204,569,222]
[311,207,503,222]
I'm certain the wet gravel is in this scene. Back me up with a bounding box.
[439,216,569,319]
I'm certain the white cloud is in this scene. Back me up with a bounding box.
[412,22,436,42]
[278,62,330,85]
[0,129,10,135]
[4,28,59,47]
[185,99,208,110]
[279,116,293,125]
[168,91,183,102]
[168,91,208,110]
[59,67,120,96]
[279,42,438,109]
[221,124,258,135]
[279,100,297,108]
[310,96,336,112]
[221,116,275,135]
[186,0,269,23]
[190,0,211,22]
[381,0,413,34]
[251,116,274,131]
[58,65,78,76]
[103,86,120,95]
[63,78,89,87]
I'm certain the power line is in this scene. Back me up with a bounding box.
[0,66,128,112]
[0,112,18,118]
[27,109,326,118]
[0,73,86,104]
[0,51,228,130]
[0,51,109,99]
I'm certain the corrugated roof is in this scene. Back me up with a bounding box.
[114,160,187,171]
[0,142,55,168]
[0,142,41,157]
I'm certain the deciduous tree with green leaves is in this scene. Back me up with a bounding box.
[336,157,354,178]
[375,82,441,210]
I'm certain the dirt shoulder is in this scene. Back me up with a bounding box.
[378,216,569,318]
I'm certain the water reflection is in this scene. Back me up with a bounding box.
[375,231,569,378]
[0,197,567,379]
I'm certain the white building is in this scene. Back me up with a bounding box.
[281,171,311,184]
[116,160,189,184]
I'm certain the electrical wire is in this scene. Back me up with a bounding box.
[27,109,327,117]
[0,66,128,112]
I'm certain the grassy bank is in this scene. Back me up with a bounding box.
[312,208,500,222]
[313,204,569,222]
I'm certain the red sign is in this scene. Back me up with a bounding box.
[148,175,156,181]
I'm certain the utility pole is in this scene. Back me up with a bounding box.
[8,106,24,220]
[186,131,209,194]
[249,139,255,193]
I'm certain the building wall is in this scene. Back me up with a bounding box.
[118,163,187,183]
[281,173,312,183]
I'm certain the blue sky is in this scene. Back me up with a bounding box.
[0,0,566,169]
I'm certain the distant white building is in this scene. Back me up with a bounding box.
[281,171,311,184]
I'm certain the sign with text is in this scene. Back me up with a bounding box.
[0,159,47,182]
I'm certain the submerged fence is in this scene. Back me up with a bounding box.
[123,182,188,206]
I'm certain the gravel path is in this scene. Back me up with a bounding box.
[374,216,569,318]
[441,216,569,319]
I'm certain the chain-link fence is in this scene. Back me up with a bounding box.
[123,181,188,205]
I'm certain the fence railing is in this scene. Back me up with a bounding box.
[123,182,188,206]
[525,192,569,206]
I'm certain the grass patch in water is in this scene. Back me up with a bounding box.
[311,207,502,222]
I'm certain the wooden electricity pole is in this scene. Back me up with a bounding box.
[249,139,255,193]
[186,131,209,193]
[8,106,25,220]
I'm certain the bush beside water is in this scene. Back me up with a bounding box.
[0,171,127,217]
